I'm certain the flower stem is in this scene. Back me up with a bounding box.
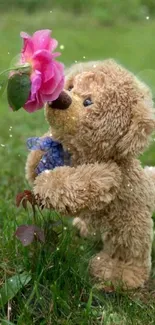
[0,63,31,78]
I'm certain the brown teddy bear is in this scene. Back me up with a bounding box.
[26,59,155,290]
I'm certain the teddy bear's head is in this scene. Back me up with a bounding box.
[45,59,155,163]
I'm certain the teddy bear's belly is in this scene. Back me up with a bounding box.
[78,191,154,241]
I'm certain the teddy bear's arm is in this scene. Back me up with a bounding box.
[34,162,122,214]
[25,132,51,185]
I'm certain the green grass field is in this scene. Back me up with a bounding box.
[1,10,155,324]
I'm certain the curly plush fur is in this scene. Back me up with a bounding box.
[26,59,155,289]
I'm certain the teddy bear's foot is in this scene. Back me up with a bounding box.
[90,251,150,290]
[73,217,90,238]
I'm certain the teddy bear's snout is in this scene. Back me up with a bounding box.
[48,91,72,110]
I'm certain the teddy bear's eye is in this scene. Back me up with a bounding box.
[83,98,93,107]
[68,86,73,91]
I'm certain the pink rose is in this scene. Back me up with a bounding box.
[20,30,64,113]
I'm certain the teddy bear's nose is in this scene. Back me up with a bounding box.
[48,91,72,110]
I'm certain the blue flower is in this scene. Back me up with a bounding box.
[27,137,71,175]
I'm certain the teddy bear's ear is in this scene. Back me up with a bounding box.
[116,101,155,157]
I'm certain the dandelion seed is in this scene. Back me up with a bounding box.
[78,304,81,307]
[8,52,10,55]
[50,10,53,13]
[60,45,65,50]
[10,279,13,282]
[1,144,5,147]
[127,184,130,187]
[50,133,52,137]
[93,64,97,68]
[9,134,12,138]
[97,256,101,260]
[57,247,60,251]
[146,16,150,20]
[64,227,67,230]
[83,56,86,59]
[93,232,96,236]
[75,60,78,63]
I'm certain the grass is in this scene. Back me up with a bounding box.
[0,9,155,324]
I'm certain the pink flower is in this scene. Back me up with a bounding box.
[20,30,64,113]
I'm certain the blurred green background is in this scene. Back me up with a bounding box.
[0,0,155,199]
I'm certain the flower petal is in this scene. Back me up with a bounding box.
[20,31,34,60]
[50,77,65,100]
[30,72,42,96]
[42,62,54,83]
[41,78,58,95]
[41,61,64,94]
[41,76,64,102]
[24,94,44,113]
[32,50,52,73]
[50,38,58,52]
[32,30,52,51]
[52,52,61,58]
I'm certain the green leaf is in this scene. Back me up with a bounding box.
[7,73,31,111]
[85,289,93,313]
[0,272,31,306]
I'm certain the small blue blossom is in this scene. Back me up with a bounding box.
[27,137,71,175]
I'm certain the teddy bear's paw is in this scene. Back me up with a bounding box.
[119,265,149,290]
[89,252,113,281]
[89,252,149,290]
[73,217,90,238]
[33,171,56,210]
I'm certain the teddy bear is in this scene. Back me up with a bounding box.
[25,59,155,290]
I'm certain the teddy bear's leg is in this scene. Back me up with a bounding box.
[90,224,153,290]
[90,251,151,289]
[73,217,90,237]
